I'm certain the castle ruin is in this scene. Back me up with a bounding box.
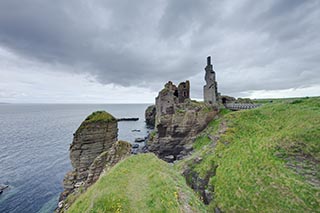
[155,56,219,117]
[203,56,219,104]
[155,80,190,117]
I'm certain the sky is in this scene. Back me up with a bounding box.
[0,0,319,103]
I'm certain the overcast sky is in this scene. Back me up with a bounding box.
[0,0,319,103]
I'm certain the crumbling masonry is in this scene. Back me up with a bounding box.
[155,80,190,118]
[203,56,219,104]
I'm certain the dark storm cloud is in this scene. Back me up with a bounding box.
[0,0,319,97]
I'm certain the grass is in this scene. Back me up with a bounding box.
[67,154,206,213]
[178,97,320,212]
[83,111,116,123]
[76,111,116,132]
[67,97,319,212]
[192,135,211,151]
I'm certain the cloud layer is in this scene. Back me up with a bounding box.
[0,0,319,102]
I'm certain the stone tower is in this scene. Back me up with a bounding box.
[203,56,218,104]
[178,81,190,103]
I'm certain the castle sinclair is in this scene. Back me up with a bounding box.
[203,56,218,104]
[155,80,190,117]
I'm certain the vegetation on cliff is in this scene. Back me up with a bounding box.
[76,111,116,132]
[177,97,320,212]
[83,111,116,123]
[65,97,319,212]
[67,154,206,212]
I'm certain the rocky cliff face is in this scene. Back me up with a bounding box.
[85,140,132,186]
[58,111,131,212]
[69,111,118,181]
[145,105,156,127]
[148,81,218,162]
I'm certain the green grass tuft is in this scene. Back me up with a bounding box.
[193,135,211,151]
[76,111,116,132]
[83,111,116,123]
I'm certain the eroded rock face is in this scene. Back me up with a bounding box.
[148,82,218,161]
[149,103,218,161]
[145,105,156,127]
[86,140,132,185]
[69,114,118,181]
[58,111,131,212]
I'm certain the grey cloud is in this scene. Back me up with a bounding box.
[0,0,319,98]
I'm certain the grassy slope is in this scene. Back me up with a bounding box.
[68,98,319,212]
[177,97,320,212]
[67,154,206,213]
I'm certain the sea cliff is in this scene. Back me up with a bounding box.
[147,81,219,161]
[57,111,131,212]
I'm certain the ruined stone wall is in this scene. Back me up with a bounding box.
[203,56,218,104]
[155,80,190,125]
[178,81,190,103]
[149,80,218,162]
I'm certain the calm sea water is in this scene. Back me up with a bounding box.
[0,104,150,213]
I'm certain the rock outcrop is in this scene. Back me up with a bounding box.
[148,81,218,162]
[69,111,118,182]
[145,105,156,127]
[85,140,132,186]
[58,111,131,212]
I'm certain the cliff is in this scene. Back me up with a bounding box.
[69,111,118,181]
[145,105,156,127]
[176,97,320,212]
[147,81,219,161]
[59,97,319,212]
[58,111,131,212]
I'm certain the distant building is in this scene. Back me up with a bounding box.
[203,56,218,104]
[155,80,190,116]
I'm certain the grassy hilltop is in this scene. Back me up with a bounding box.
[178,96,320,212]
[67,97,320,212]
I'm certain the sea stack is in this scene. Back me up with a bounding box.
[69,111,118,180]
[58,111,131,211]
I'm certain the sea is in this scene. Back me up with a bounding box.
[0,104,151,213]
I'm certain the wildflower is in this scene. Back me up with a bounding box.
[174,191,179,200]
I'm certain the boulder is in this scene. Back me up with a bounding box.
[135,137,145,143]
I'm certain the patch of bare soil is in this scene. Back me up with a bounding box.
[286,154,320,188]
